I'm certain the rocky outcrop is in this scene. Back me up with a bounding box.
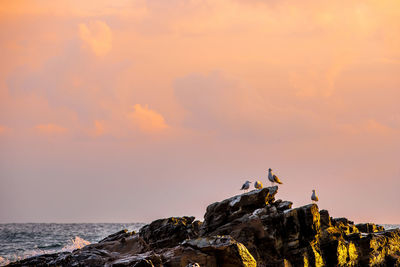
[201,187,278,235]
[355,223,385,233]
[139,216,201,249]
[7,186,400,267]
[161,236,257,267]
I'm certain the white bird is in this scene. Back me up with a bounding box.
[254,180,263,189]
[311,189,319,203]
[240,181,252,193]
[268,168,283,186]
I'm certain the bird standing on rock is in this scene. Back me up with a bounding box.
[268,168,283,186]
[240,181,251,193]
[311,189,319,203]
[254,181,263,189]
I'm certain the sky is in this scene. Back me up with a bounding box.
[0,0,399,224]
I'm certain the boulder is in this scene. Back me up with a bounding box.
[276,200,293,212]
[162,236,257,267]
[139,216,201,249]
[201,186,278,235]
[99,229,134,243]
[319,209,331,229]
[356,223,385,233]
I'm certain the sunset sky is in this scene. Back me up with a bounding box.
[0,0,399,224]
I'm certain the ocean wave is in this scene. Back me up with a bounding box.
[0,223,145,266]
[60,236,91,252]
[0,236,91,266]
[0,256,10,266]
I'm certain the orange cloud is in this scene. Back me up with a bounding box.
[93,120,105,136]
[86,120,106,137]
[364,119,396,135]
[79,20,112,56]
[337,119,397,136]
[128,104,169,133]
[35,123,67,135]
[0,125,11,135]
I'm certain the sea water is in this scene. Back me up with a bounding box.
[0,223,398,266]
[0,223,144,266]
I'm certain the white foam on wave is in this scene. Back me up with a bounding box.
[0,236,91,266]
[0,256,10,266]
[61,236,91,252]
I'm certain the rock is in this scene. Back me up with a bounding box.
[139,216,201,249]
[108,252,162,266]
[319,238,358,266]
[99,229,134,243]
[7,184,400,267]
[201,186,278,235]
[161,236,256,267]
[332,217,354,226]
[356,223,385,233]
[6,252,69,267]
[276,200,292,212]
[319,209,331,229]
[354,229,400,266]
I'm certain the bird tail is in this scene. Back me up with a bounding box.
[274,175,283,184]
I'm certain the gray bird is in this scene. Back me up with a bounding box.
[240,181,252,193]
[254,180,263,189]
[268,168,283,186]
[311,189,319,203]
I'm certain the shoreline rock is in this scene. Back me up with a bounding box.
[7,187,400,266]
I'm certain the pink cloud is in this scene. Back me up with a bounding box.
[127,104,169,133]
[0,0,399,223]
[0,125,11,135]
[35,123,67,135]
[79,20,112,56]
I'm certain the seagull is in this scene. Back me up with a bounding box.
[268,168,283,186]
[240,181,252,193]
[254,180,263,189]
[311,189,319,203]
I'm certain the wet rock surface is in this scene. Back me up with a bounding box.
[7,187,400,266]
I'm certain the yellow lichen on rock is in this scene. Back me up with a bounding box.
[235,242,257,267]
[303,252,309,267]
[310,240,324,267]
[337,240,348,266]
[348,242,358,265]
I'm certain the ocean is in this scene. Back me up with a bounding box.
[0,223,145,266]
[0,223,399,266]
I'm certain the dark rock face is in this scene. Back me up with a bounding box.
[201,186,278,235]
[356,223,385,233]
[139,216,201,249]
[7,186,400,267]
[99,229,134,243]
[162,236,257,267]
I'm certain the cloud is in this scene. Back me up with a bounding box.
[85,120,106,137]
[127,104,169,133]
[35,124,67,135]
[338,119,398,136]
[0,125,11,135]
[1,0,400,223]
[93,120,105,136]
[79,20,112,56]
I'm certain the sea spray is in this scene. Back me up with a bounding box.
[61,236,91,251]
[0,236,90,266]
[0,222,145,265]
